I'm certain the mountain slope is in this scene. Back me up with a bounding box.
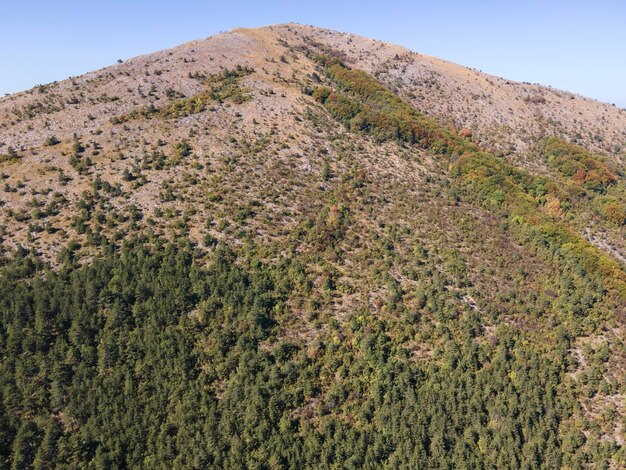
[0,24,625,468]
[1,23,624,262]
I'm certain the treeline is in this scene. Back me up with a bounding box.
[311,57,472,156]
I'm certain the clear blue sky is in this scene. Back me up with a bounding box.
[1,1,625,107]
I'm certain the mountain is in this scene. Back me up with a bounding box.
[0,24,625,468]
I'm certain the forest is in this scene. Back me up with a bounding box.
[0,233,624,468]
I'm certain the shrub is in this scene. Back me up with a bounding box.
[171,141,192,165]
[541,137,617,191]
[44,135,60,146]
[0,147,19,164]
[602,201,626,225]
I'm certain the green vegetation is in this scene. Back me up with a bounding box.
[172,140,192,164]
[1,236,622,468]
[313,59,472,156]
[112,66,253,124]
[601,197,626,225]
[43,135,61,147]
[453,152,626,296]
[534,137,626,227]
[313,58,626,299]
[68,135,92,174]
[540,136,618,192]
[0,147,19,164]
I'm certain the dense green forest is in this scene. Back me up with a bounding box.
[0,235,624,469]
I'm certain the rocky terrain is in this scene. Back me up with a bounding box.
[1,24,624,260]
